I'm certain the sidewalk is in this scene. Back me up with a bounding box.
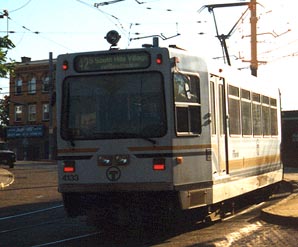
[260,167,298,226]
[15,160,57,165]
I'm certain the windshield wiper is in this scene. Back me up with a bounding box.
[69,139,75,147]
[140,136,156,145]
[67,132,76,147]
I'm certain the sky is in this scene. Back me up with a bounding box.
[1,0,298,110]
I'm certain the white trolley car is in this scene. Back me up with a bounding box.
[56,31,283,226]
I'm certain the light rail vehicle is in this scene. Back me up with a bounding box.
[56,30,283,227]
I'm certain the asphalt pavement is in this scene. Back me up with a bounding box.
[260,167,298,226]
[1,161,297,226]
[0,160,56,188]
[0,167,14,188]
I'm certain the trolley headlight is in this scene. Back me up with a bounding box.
[115,155,129,165]
[97,154,129,166]
[98,155,113,166]
[105,30,121,46]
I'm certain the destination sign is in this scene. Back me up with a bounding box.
[74,52,151,72]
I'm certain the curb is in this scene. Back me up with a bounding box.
[15,160,56,165]
[0,168,14,189]
[260,193,298,226]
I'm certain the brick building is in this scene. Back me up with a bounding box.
[7,57,56,160]
[281,110,298,168]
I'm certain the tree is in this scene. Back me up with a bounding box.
[0,95,9,139]
[0,95,9,127]
[0,35,15,78]
[0,36,15,139]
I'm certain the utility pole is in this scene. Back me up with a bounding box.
[48,52,54,160]
[200,1,259,76]
[250,0,258,76]
[199,2,250,66]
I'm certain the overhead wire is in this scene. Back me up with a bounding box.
[75,0,202,47]
[3,0,206,49]
[9,0,33,13]
[75,0,128,37]
[3,14,75,52]
[225,3,297,66]
[2,0,297,68]
[2,1,116,53]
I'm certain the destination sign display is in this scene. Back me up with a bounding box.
[74,52,151,72]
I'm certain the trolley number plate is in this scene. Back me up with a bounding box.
[62,174,79,181]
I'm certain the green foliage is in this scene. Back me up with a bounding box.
[0,36,15,132]
[0,35,15,78]
[0,95,9,127]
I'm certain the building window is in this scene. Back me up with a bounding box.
[28,104,37,122]
[15,105,23,122]
[28,76,36,94]
[42,103,49,121]
[15,78,22,95]
[42,75,49,92]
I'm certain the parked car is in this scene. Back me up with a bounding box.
[0,141,16,168]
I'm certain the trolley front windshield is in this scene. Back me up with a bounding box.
[61,72,166,140]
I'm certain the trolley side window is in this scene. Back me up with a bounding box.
[229,89,279,137]
[210,80,216,135]
[252,93,262,136]
[270,98,278,136]
[228,85,241,135]
[219,84,225,135]
[262,96,270,136]
[241,89,252,136]
[174,73,201,135]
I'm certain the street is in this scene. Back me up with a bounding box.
[0,162,297,247]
